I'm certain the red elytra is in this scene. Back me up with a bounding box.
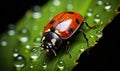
[43,12,83,39]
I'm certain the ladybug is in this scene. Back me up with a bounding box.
[41,12,94,57]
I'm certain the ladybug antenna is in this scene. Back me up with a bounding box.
[51,49,57,56]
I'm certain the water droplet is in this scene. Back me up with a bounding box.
[24,44,31,53]
[8,24,15,29]
[90,34,94,38]
[8,29,15,36]
[41,61,47,70]
[18,28,30,43]
[80,46,85,52]
[32,12,42,19]
[34,37,41,43]
[104,2,111,11]
[97,0,103,5]
[53,0,61,6]
[25,44,31,49]
[34,37,41,47]
[94,14,101,23]
[100,21,104,24]
[33,5,40,12]
[13,49,19,57]
[67,1,73,10]
[30,64,34,69]
[87,9,93,17]
[96,30,103,38]
[30,47,41,61]
[67,4,73,10]
[57,60,65,71]
[1,40,7,47]
[19,37,29,43]
[32,5,42,19]
[13,55,26,69]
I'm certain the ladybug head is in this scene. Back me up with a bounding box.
[41,32,62,56]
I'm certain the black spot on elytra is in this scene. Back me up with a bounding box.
[68,27,73,33]
[67,12,74,14]
[50,27,56,32]
[49,20,55,24]
[76,18,80,24]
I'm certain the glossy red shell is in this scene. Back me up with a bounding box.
[43,12,83,39]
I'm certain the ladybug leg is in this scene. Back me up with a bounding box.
[83,21,98,29]
[51,49,57,56]
[66,41,72,58]
[79,29,89,47]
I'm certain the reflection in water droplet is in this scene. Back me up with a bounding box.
[18,28,30,43]
[13,55,26,69]
[13,49,19,57]
[53,0,61,6]
[57,60,65,71]
[8,29,15,36]
[104,2,111,11]
[30,47,41,61]
[94,14,101,23]
[87,9,93,17]
[42,61,47,70]
[96,30,103,38]
[97,0,103,5]
[1,40,7,47]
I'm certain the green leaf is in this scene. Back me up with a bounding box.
[0,0,120,71]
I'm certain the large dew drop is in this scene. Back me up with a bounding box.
[57,60,65,71]
[94,14,101,23]
[104,2,111,11]
[0,40,7,47]
[18,28,30,43]
[30,47,42,61]
[13,55,26,70]
[41,61,47,70]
